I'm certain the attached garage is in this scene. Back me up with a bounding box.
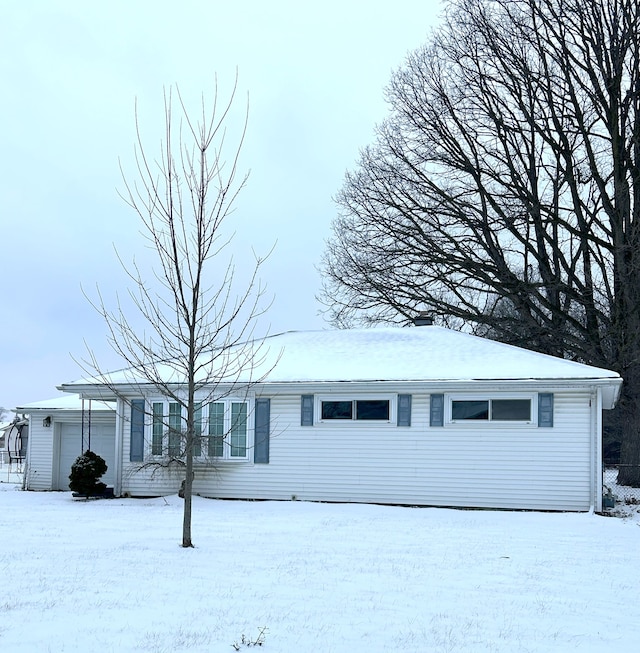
[15,395,116,492]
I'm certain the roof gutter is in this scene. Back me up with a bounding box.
[59,377,623,415]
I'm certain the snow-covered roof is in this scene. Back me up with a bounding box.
[61,326,620,388]
[15,394,115,412]
[251,327,621,382]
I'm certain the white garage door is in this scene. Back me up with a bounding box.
[57,423,116,490]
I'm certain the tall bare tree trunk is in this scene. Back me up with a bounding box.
[85,78,271,545]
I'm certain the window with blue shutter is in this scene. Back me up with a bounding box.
[451,399,531,421]
[445,394,537,424]
[130,399,145,462]
[254,398,270,464]
[301,395,314,426]
[538,393,554,427]
[148,399,250,460]
[430,394,444,427]
[397,394,412,426]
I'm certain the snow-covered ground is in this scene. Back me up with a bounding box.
[1,482,639,653]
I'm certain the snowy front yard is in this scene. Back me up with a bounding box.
[1,483,639,653]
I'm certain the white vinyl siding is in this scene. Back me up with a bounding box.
[115,388,597,511]
[184,391,593,511]
[24,419,55,491]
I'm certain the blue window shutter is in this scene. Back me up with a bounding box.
[538,393,554,427]
[430,394,444,427]
[254,398,270,463]
[397,394,412,426]
[130,400,145,462]
[301,395,314,426]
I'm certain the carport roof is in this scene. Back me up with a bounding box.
[15,394,115,412]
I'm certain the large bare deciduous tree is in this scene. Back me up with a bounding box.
[87,79,271,546]
[321,0,640,484]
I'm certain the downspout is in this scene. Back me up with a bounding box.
[595,388,603,512]
[21,416,29,490]
[18,413,32,491]
[589,387,603,513]
[114,397,124,497]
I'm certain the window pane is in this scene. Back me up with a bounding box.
[452,400,489,420]
[193,402,202,457]
[208,402,224,457]
[230,403,247,457]
[356,400,389,420]
[152,402,163,455]
[168,402,182,457]
[321,400,353,420]
[491,399,531,421]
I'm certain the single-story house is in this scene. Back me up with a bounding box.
[17,395,115,491]
[26,325,622,511]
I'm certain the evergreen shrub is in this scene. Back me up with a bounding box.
[69,450,108,496]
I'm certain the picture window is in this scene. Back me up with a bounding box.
[319,398,392,422]
[449,397,532,423]
[150,399,249,459]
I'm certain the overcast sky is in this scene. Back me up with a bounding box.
[0,0,442,412]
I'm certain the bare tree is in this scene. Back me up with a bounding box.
[86,78,271,546]
[321,0,640,484]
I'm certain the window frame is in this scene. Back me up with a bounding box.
[316,394,396,424]
[148,398,252,461]
[446,394,536,426]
